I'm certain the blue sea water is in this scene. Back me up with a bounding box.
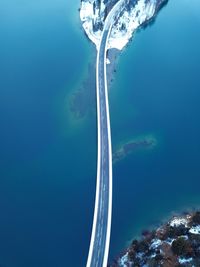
[0,0,96,266]
[0,0,200,266]
[110,0,200,260]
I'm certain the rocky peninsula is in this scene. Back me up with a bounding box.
[110,211,200,267]
[72,0,169,120]
[80,0,169,50]
[71,0,169,120]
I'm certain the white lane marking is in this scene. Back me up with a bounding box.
[86,1,125,267]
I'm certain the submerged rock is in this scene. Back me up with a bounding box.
[113,135,157,163]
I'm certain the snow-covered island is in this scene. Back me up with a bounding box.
[110,211,200,266]
[80,0,168,50]
[71,0,169,119]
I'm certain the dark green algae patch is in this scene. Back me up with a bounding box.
[69,48,120,120]
[113,135,157,164]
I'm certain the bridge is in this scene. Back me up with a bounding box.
[86,1,125,267]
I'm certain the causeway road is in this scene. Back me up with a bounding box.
[86,1,125,267]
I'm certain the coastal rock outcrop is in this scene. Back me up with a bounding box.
[80,0,168,50]
[110,211,200,266]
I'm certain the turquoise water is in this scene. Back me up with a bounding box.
[0,1,95,266]
[110,0,200,260]
[0,0,200,266]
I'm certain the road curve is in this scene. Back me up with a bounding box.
[86,1,125,267]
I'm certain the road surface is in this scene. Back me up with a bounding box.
[86,1,125,267]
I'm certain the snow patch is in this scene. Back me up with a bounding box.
[179,257,193,264]
[189,225,200,235]
[80,0,102,47]
[118,252,129,266]
[170,217,188,227]
[106,58,111,64]
[150,239,162,249]
[80,0,166,50]
[136,252,145,259]
[108,0,157,50]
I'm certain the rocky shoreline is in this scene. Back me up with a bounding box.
[110,211,200,267]
[80,0,169,50]
[73,0,170,120]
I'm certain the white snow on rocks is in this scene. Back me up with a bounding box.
[165,238,175,245]
[136,252,145,259]
[116,212,200,267]
[106,58,111,64]
[80,1,101,47]
[108,0,157,50]
[80,0,164,50]
[178,257,193,264]
[150,239,162,249]
[118,252,129,266]
[170,217,188,227]
[189,225,200,235]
